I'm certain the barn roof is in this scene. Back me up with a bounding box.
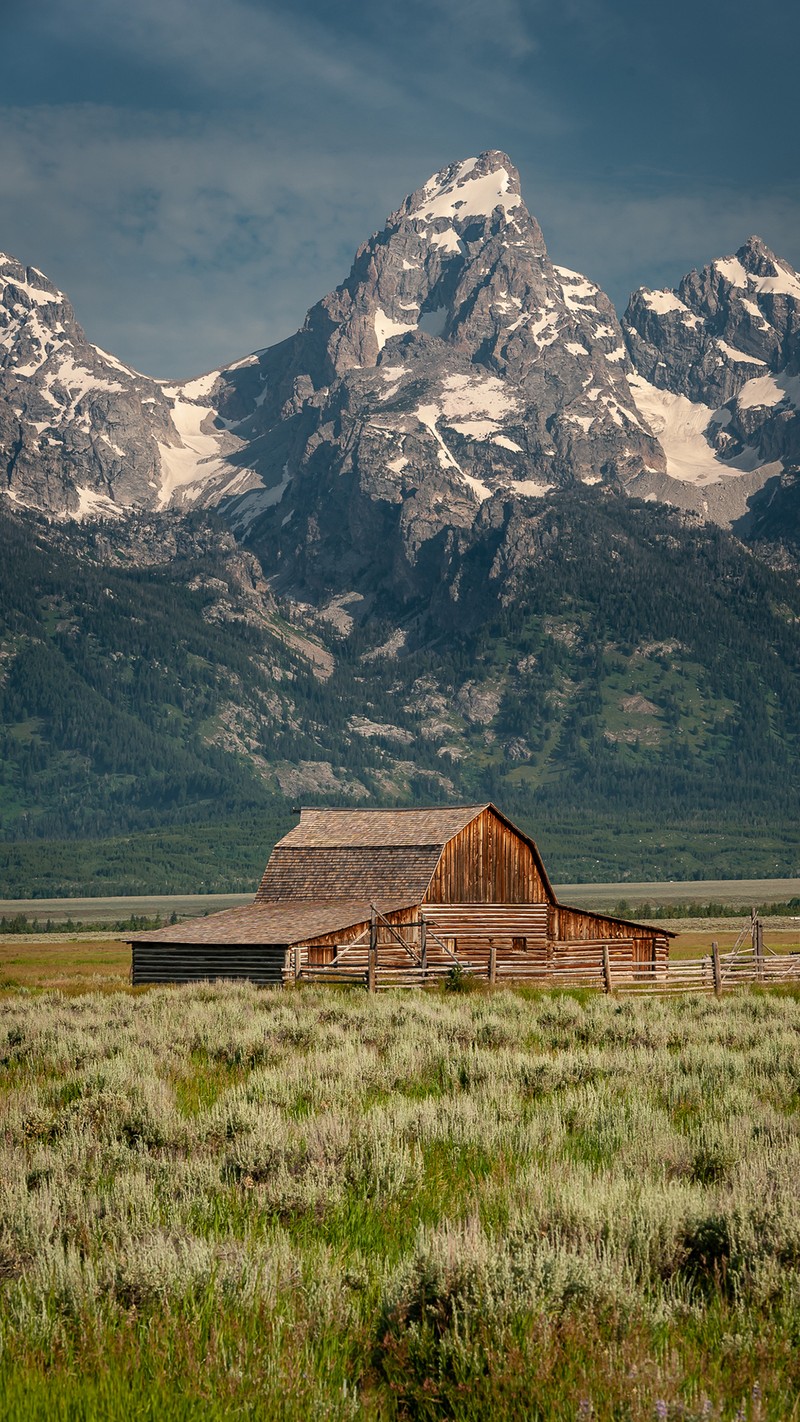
[275,804,490,848]
[255,802,558,906]
[256,845,444,903]
[134,899,413,947]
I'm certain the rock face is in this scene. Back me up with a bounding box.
[0,255,248,519]
[1,155,799,561]
[212,151,663,592]
[622,236,800,524]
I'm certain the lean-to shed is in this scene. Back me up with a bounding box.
[131,803,672,986]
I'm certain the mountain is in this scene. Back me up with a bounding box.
[1,151,800,889]
[2,154,799,565]
[0,254,251,519]
[622,236,800,528]
[210,151,666,584]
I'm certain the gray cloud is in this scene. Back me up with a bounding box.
[1,0,797,376]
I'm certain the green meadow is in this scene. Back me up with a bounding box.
[0,984,799,1419]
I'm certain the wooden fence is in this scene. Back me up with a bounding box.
[294,907,800,996]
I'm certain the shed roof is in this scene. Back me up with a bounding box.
[133,899,413,948]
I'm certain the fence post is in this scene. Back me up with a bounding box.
[420,918,427,976]
[368,908,377,993]
[488,939,497,985]
[294,944,300,982]
[712,940,722,998]
[602,944,613,995]
[755,919,764,981]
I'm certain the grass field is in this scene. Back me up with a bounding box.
[0,983,799,1419]
[0,938,130,991]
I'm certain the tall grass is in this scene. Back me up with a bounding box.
[0,984,798,1418]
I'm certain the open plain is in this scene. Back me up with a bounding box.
[0,981,799,1419]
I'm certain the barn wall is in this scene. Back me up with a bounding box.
[132,943,287,987]
[424,808,549,904]
[294,906,423,972]
[549,905,669,966]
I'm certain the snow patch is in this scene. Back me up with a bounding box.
[55,357,125,395]
[449,419,500,439]
[415,403,492,501]
[411,162,521,224]
[418,306,448,337]
[73,486,126,522]
[440,372,517,421]
[374,308,416,352]
[715,340,766,366]
[642,290,687,315]
[554,266,600,312]
[736,370,800,411]
[429,228,464,254]
[156,396,236,506]
[565,413,594,433]
[628,373,779,487]
[178,371,220,400]
[715,256,800,300]
[510,479,552,497]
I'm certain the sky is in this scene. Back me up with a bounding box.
[2,0,798,379]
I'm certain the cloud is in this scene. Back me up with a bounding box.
[0,104,443,376]
[533,175,800,310]
[1,0,797,375]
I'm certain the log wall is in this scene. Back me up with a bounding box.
[132,943,287,987]
[549,904,669,967]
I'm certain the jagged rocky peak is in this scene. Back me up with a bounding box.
[391,150,533,241]
[620,236,800,529]
[0,247,254,521]
[624,235,800,405]
[227,151,666,588]
[288,150,544,382]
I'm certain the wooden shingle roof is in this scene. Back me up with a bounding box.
[275,805,489,848]
[134,899,413,948]
[254,806,491,907]
[256,845,444,903]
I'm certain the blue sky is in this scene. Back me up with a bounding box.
[2,0,798,378]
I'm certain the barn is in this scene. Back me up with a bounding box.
[131,803,672,988]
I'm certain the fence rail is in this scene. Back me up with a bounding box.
[296,950,800,995]
[293,908,800,996]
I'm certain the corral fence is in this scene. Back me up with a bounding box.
[294,907,800,996]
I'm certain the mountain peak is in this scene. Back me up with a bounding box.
[0,253,65,304]
[736,234,791,279]
[395,150,523,231]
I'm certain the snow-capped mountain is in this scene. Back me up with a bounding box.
[622,236,800,524]
[0,254,249,518]
[1,155,798,554]
[204,150,665,584]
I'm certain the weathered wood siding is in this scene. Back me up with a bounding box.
[132,943,287,987]
[549,904,669,967]
[423,808,549,904]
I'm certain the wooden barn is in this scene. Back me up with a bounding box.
[131,803,672,989]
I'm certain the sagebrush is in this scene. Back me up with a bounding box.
[1,983,799,1419]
